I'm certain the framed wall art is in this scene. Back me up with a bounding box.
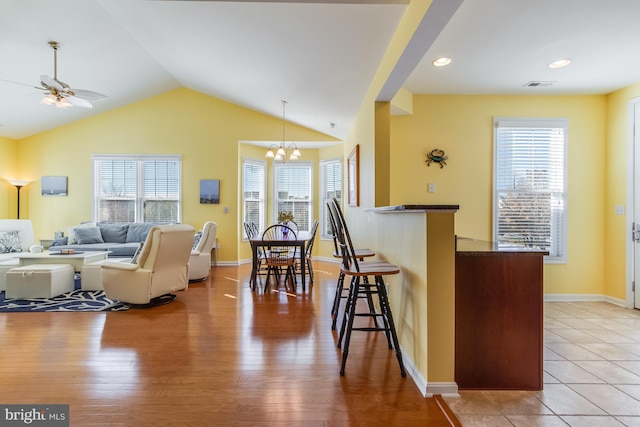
[200,179,220,204]
[347,144,359,207]
[41,176,68,196]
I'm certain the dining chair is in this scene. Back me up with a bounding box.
[260,224,298,292]
[330,202,406,377]
[284,220,299,235]
[245,222,269,287]
[243,222,254,239]
[328,198,376,330]
[296,220,319,284]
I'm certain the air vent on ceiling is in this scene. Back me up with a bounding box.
[523,81,556,87]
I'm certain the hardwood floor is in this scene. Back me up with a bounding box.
[0,261,458,426]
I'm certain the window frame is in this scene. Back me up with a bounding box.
[242,158,266,240]
[319,158,342,240]
[492,117,568,263]
[272,161,314,233]
[92,154,182,224]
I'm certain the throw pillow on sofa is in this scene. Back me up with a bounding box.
[193,231,202,250]
[0,231,22,253]
[126,223,158,243]
[98,223,129,243]
[50,237,68,247]
[74,226,105,245]
[66,222,96,244]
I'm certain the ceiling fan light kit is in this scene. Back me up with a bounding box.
[36,41,107,109]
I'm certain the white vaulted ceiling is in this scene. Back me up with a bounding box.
[2,0,640,140]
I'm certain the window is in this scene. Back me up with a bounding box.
[273,162,313,232]
[242,159,266,239]
[93,155,181,223]
[320,159,342,239]
[493,118,568,262]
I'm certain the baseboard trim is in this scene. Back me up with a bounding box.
[426,382,459,397]
[544,294,626,307]
[215,260,242,267]
[401,350,459,398]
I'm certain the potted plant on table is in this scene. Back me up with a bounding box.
[278,211,294,224]
[278,211,295,237]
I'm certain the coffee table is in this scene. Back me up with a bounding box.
[15,251,109,272]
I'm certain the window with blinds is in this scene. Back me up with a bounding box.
[320,159,342,239]
[273,162,313,232]
[93,155,181,224]
[493,118,568,262]
[242,159,266,239]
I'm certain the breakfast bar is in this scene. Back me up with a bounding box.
[362,205,546,394]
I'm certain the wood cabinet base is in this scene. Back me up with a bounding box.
[455,246,544,390]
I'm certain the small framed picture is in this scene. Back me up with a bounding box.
[42,176,68,196]
[200,179,220,204]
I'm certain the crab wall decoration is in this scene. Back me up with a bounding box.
[426,149,448,168]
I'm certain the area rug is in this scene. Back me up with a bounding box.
[0,290,129,312]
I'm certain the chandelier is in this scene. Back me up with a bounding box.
[265,100,301,162]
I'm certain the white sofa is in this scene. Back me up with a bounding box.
[0,219,35,290]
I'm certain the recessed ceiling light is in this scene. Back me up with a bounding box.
[548,59,571,69]
[432,57,452,67]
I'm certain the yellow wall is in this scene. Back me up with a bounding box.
[391,94,608,296]
[0,136,19,218]
[605,82,640,300]
[15,88,336,261]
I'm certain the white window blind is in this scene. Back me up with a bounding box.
[274,162,313,232]
[93,155,181,224]
[242,159,266,238]
[493,118,568,262]
[320,159,342,239]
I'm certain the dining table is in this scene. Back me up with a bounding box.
[249,230,311,291]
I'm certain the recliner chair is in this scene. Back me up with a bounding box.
[100,224,195,305]
[189,221,217,281]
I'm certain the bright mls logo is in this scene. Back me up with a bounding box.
[0,405,69,426]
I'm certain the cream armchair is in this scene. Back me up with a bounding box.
[189,221,217,281]
[101,224,195,305]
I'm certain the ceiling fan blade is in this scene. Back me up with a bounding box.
[40,75,63,91]
[71,89,107,101]
[0,78,41,89]
[64,95,93,109]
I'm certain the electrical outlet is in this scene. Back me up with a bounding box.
[428,182,436,193]
[615,205,625,215]
[223,207,229,214]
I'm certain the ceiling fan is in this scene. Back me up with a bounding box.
[35,41,107,109]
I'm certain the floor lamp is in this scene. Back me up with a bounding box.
[8,179,29,219]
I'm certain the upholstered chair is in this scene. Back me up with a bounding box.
[101,224,195,305]
[189,221,217,281]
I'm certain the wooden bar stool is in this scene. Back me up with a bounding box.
[329,201,406,377]
[327,199,376,330]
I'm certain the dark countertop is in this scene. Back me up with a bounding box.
[456,237,549,256]
[367,204,460,213]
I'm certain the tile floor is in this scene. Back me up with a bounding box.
[443,301,640,426]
